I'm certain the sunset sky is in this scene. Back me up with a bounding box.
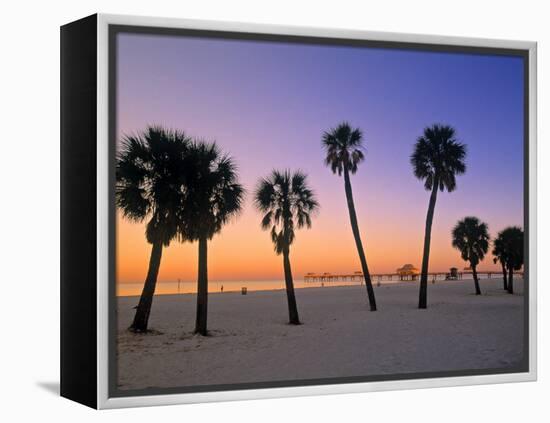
[115,32,524,284]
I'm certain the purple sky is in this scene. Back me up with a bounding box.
[116,31,524,280]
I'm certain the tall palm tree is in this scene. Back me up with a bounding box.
[451,217,490,295]
[492,235,508,291]
[254,170,319,324]
[411,124,466,309]
[181,141,244,336]
[497,227,524,294]
[116,126,191,332]
[322,122,377,311]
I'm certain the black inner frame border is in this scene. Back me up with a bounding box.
[108,23,530,399]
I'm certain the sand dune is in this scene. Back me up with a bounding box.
[116,278,524,391]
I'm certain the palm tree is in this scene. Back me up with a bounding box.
[411,124,466,309]
[181,141,244,336]
[451,217,490,295]
[116,126,190,332]
[497,227,524,294]
[492,235,508,291]
[254,170,319,324]
[321,122,377,311]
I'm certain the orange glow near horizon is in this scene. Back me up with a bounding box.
[116,192,508,285]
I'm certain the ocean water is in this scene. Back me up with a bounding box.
[116,271,507,297]
[116,277,420,297]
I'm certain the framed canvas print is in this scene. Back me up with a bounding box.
[60,14,537,409]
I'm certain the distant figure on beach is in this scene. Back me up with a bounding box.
[221,285,224,293]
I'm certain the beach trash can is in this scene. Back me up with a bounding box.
[241,287,247,295]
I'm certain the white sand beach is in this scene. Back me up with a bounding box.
[117,278,524,391]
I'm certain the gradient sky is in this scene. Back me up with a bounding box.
[115,32,524,284]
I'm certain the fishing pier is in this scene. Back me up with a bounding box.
[304,269,523,283]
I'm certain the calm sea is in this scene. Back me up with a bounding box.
[116,278,419,297]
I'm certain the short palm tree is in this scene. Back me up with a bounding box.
[411,124,466,308]
[116,126,190,332]
[254,170,319,324]
[451,217,490,295]
[492,235,509,291]
[497,227,524,294]
[322,122,377,311]
[181,141,244,335]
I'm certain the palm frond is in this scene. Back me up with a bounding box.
[254,169,319,255]
[495,226,524,270]
[411,124,467,192]
[115,125,191,245]
[451,216,490,266]
[322,122,366,176]
[181,141,245,241]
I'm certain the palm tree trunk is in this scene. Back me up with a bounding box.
[282,244,300,325]
[343,166,377,311]
[507,265,514,294]
[130,241,163,332]
[501,263,508,291]
[194,234,209,335]
[418,177,439,309]
[472,264,481,295]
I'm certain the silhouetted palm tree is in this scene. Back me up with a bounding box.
[411,124,466,309]
[451,217,490,295]
[254,170,319,324]
[322,122,377,311]
[181,142,244,335]
[497,227,524,294]
[116,126,191,332]
[492,235,508,291]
